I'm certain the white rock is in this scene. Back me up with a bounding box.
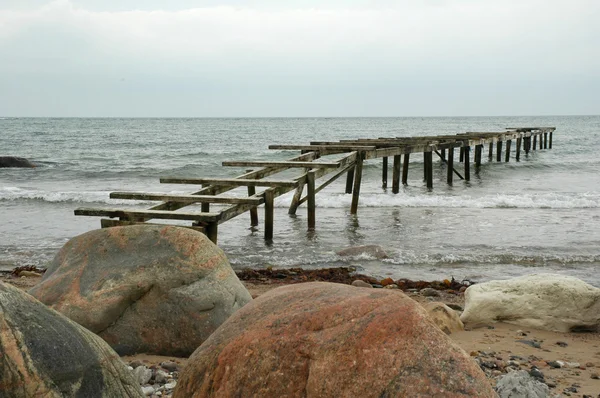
[155,369,169,384]
[134,365,153,385]
[141,386,155,396]
[495,370,553,398]
[461,274,600,332]
[165,381,177,390]
[422,302,464,334]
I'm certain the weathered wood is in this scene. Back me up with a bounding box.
[269,144,376,152]
[544,133,548,149]
[440,149,446,160]
[382,157,388,189]
[100,219,205,232]
[496,141,502,161]
[464,146,470,181]
[549,132,553,148]
[447,148,454,184]
[392,155,401,194]
[539,133,543,150]
[524,137,531,154]
[532,135,537,150]
[488,143,493,160]
[109,192,263,205]
[264,189,274,241]
[425,151,433,189]
[205,222,218,244]
[247,185,259,226]
[459,147,464,163]
[296,164,354,207]
[222,160,341,169]
[505,140,511,162]
[350,153,364,215]
[434,150,464,180]
[75,208,220,222]
[345,166,355,194]
[516,137,522,161]
[307,170,316,230]
[402,153,410,185]
[160,177,298,188]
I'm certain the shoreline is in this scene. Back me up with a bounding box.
[3,266,600,396]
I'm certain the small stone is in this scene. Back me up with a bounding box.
[134,366,153,385]
[351,280,373,288]
[129,360,144,369]
[556,341,568,347]
[141,386,155,396]
[517,339,541,349]
[591,373,600,379]
[155,369,169,384]
[380,278,394,286]
[155,392,162,397]
[547,361,563,368]
[470,351,478,357]
[383,284,398,289]
[160,361,179,372]
[586,362,595,367]
[165,381,177,390]
[565,362,580,368]
[420,288,440,297]
[529,367,545,381]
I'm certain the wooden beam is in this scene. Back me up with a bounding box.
[516,137,522,161]
[532,135,537,150]
[205,222,218,244]
[434,149,464,180]
[488,142,493,160]
[75,208,220,222]
[247,185,259,226]
[402,153,410,185]
[222,160,341,169]
[296,164,354,207]
[549,132,553,149]
[505,140,511,162]
[345,166,354,194]
[447,148,454,184]
[109,192,263,205]
[269,144,376,151]
[392,155,401,194]
[425,152,433,189]
[264,189,274,241]
[160,178,298,188]
[382,157,388,189]
[100,219,205,232]
[496,141,503,161]
[474,144,482,168]
[464,146,470,181]
[307,170,316,230]
[350,153,364,215]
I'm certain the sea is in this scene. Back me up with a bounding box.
[1,116,599,285]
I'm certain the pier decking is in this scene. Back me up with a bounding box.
[76,127,555,243]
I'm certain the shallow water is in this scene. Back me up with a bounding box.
[1,116,599,285]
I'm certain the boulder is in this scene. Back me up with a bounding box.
[0,156,36,168]
[0,281,143,398]
[336,244,389,259]
[174,282,495,398]
[495,370,555,398]
[422,302,464,334]
[460,274,600,332]
[29,225,252,356]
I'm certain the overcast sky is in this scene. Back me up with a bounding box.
[0,0,598,117]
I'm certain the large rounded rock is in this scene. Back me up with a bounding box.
[175,282,495,398]
[460,274,600,332]
[0,156,36,168]
[29,225,252,356]
[0,281,143,397]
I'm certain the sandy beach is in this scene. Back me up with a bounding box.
[3,269,600,397]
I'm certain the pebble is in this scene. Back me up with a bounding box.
[517,339,541,349]
[591,373,600,380]
[165,381,177,390]
[547,360,563,369]
[556,341,568,347]
[155,369,169,384]
[160,361,179,372]
[141,386,155,396]
[383,284,398,289]
[420,287,440,297]
[529,367,545,381]
[134,366,153,385]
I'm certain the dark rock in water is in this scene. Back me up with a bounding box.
[0,156,36,168]
[495,370,551,398]
[29,225,252,356]
[174,282,495,398]
[0,281,143,397]
[336,244,389,259]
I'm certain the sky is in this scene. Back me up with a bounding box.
[0,0,598,117]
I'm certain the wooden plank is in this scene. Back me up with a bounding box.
[464,146,470,181]
[264,189,274,241]
[382,157,388,189]
[109,192,263,205]
[307,170,316,230]
[160,178,298,188]
[350,153,364,215]
[402,153,410,185]
[75,207,221,222]
[392,155,401,194]
[100,219,205,232]
[269,144,376,151]
[222,160,341,169]
[297,163,354,207]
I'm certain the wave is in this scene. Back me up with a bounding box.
[0,187,158,204]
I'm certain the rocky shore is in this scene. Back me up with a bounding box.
[3,266,600,397]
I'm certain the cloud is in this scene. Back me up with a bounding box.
[0,0,598,116]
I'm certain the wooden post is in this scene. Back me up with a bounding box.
[440,149,446,160]
[248,186,259,226]
[505,140,511,162]
[488,143,493,160]
[345,166,354,194]
[425,151,433,189]
[539,134,543,150]
[392,155,401,194]
[307,170,316,230]
[402,153,410,185]
[544,133,548,149]
[205,222,218,244]
[350,153,364,215]
[532,134,537,150]
[464,146,470,181]
[524,137,531,154]
[496,141,502,161]
[475,145,482,169]
[264,190,274,241]
[459,147,464,163]
[549,132,553,149]
[288,182,304,215]
[516,137,522,161]
[382,157,388,189]
[447,147,454,185]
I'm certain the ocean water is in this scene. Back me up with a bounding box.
[1,116,599,285]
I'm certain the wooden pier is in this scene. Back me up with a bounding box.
[76,127,555,243]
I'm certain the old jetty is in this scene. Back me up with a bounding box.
[76,127,555,243]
